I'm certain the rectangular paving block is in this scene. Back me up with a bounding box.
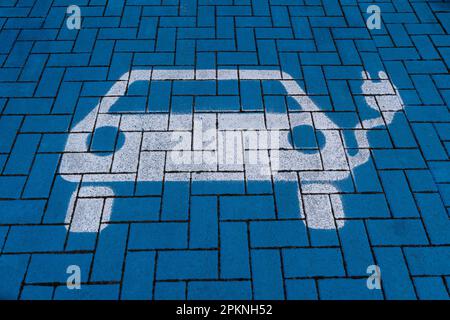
[128,222,188,250]
[4,133,40,174]
[220,195,276,220]
[0,254,29,299]
[373,149,427,169]
[154,281,186,300]
[220,222,250,279]
[339,220,374,277]
[374,247,416,300]
[332,194,390,218]
[190,196,218,249]
[250,220,308,248]
[283,248,345,278]
[188,281,252,300]
[367,219,429,246]
[20,285,54,300]
[23,153,60,198]
[415,193,450,245]
[318,279,383,300]
[4,225,66,253]
[91,224,128,282]
[404,247,450,276]
[108,197,160,222]
[54,284,120,300]
[413,277,449,300]
[26,253,92,284]
[285,279,318,300]
[121,251,156,300]
[156,250,218,280]
[0,177,27,199]
[0,115,22,152]
[379,171,420,218]
[251,249,285,300]
[0,199,45,224]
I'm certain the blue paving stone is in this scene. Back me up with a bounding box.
[285,279,318,300]
[0,200,45,224]
[0,226,8,250]
[1,0,450,300]
[387,113,417,148]
[35,68,65,97]
[250,220,308,248]
[0,177,27,199]
[273,179,303,219]
[351,154,382,192]
[156,250,218,280]
[161,181,189,220]
[406,170,438,192]
[0,116,22,153]
[373,149,426,169]
[404,247,450,276]
[20,54,47,81]
[251,249,284,299]
[367,219,428,245]
[44,176,79,224]
[192,179,245,195]
[128,223,188,250]
[220,222,251,279]
[91,224,128,282]
[338,194,390,218]
[26,253,92,284]
[374,247,416,300]
[339,221,374,277]
[428,161,450,183]
[4,225,66,253]
[23,153,60,198]
[319,279,383,300]
[189,196,218,249]
[4,134,40,174]
[20,286,54,300]
[415,193,450,245]
[110,197,160,222]
[413,277,449,300]
[379,171,419,218]
[220,196,275,220]
[283,248,345,278]
[189,281,252,300]
[121,251,155,300]
[0,254,29,299]
[154,282,186,300]
[54,284,120,300]
[53,82,82,113]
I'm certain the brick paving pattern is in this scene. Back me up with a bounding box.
[0,0,449,300]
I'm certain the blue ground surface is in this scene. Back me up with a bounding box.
[0,0,450,300]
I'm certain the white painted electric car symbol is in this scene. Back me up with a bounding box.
[59,68,404,232]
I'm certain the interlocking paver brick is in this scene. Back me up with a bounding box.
[128,223,188,250]
[188,281,252,300]
[121,251,155,300]
[413,277,449,300]
[0,0,449,301]
[374,247,416,300]
[318,279,384,300]
[156,250,218,281]
[251,249,285,299]
[404,247,450,276]
[26,253,92,284]
[283,248,345,278]
[54,284,120,300]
